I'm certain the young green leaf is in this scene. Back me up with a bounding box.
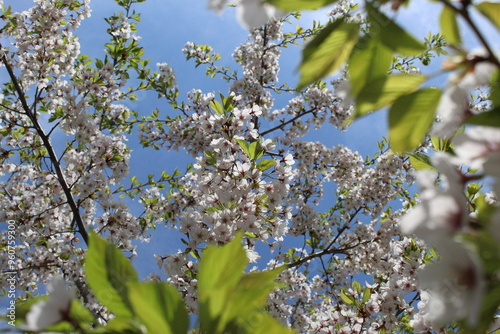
[465,109,500,127]
[298,19,360,89]
[475,2,500,30]
[128,281,189,334]
[354,74,426,118]
[249,141,265,160]
[389,88,442,152]
[362,288,372,303]
[85,231,138,318]
[349,36,393,96]
[440,5,461,45]
[236,139,251,157]
[408,153,436,171]
[198,233,248,333]
[340,289,355,305]
[256,159,275,171]
[265,0,338,10]
[367,3,426,55]
[210,100,224,115]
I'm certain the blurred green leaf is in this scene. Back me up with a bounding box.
[349,36,393,96]
[198,233,248,333]
[298,19,360,89]
[85,232,138,318]
[367,3,426,55]
[465,109,500,127]
[440,5,461,45]
[128,282,189,334]
[409,153,436,171]
[389,88,442,152]
[256,159,275,171]
[475,2,500,30]
[354,74,426,117]
[265,0,337,10]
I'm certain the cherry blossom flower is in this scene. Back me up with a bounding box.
[433,49,497,138]
[416,239,485,328]
[453,126,500,177]
[24,277,73,331]
[399,153,467,243]
[207,0,285,29]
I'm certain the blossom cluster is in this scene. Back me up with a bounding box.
[400,53,500,331]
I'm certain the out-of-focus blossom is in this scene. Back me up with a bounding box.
[416,239,485,328]
[24,277,73,331]
[207,0,285,29]
[453,126,500,177]
[236,0,285,29]
[399,153,467,243]
[433,49,497,138]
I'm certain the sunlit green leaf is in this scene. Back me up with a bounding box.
[349,36,393,95]
[465,109,500,127]
[340,289,355,305]
[265,0,337,10]
[256,159,275,171]
[389,88,442,152]
[367,3,426,55]
[128,282,189,334]
[408,153,436,171]
[362,287,371,303]
[298,19,360,89]
[198,233,248,333]
[85,231,138,318]
[475,2,500,30]
[354,74,426,117]
[440,5,461,45]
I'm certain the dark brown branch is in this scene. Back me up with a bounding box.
[0,47,89,245]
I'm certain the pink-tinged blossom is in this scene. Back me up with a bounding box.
[433,49,496,138]
[236,0,285,29]
[23,277,73,331]
[453,126,500,177]
[416,239,485,328]
[400,153,467,243]
[432,85,469,138]
[207,0,284,29]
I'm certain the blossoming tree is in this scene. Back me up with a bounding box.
[0,0,499,333]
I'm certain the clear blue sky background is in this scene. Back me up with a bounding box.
[4,0,500,286]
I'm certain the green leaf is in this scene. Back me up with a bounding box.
[349,36,393,96]
[354,74,426,117]
[465,108,500,127]
[256,159,275,171]
[298,19,360,89]
[440,5,461,45]
[362,287,371,303]
[210,100,224,115]
[340,289,355,305]
[389,88,442,152]
[408,153,436,171]
[265,0,337,10]
[367,3,426,55]
[249,141,265,160]
[224,268,285,323]
[236,313,294,334]
[198,233,248,333]
[475,2,500,30]
[85,231,138,318]
[197,233,288,334]
[128,282,189,334]
[236,139,251,158]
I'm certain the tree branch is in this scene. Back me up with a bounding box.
[0,48,89,245]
